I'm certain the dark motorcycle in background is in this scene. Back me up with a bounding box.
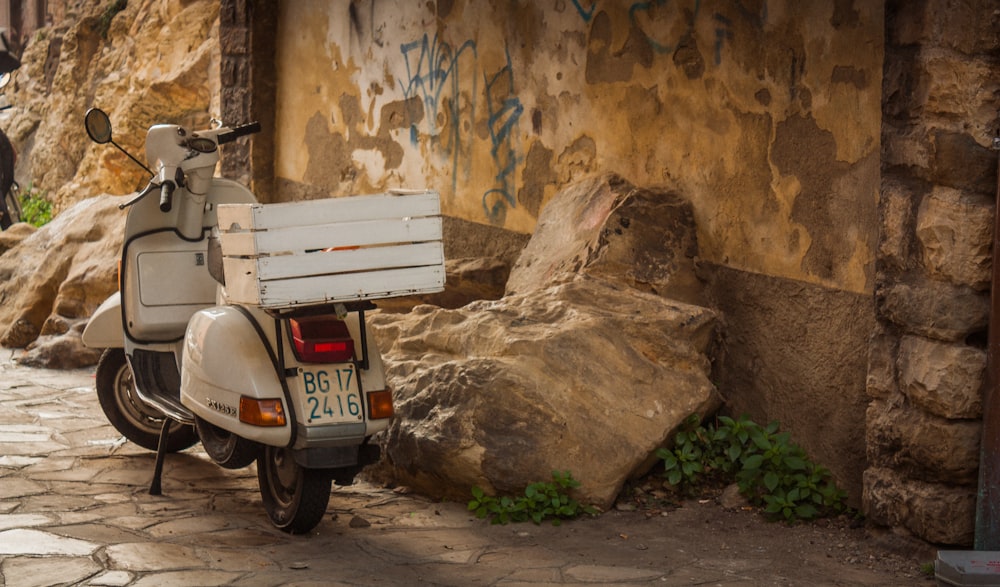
[0,30,22,230]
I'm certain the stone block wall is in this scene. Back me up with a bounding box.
[867,0,1000,545]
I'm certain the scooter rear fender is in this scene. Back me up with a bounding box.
[82,293,123,349]
[180,305,291,447]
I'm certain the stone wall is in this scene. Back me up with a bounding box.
[866,0,999,545]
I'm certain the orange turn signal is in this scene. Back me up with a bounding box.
[367,389,394,420]
[239,397,286,427]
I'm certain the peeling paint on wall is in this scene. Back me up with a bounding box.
[274,0,882,294]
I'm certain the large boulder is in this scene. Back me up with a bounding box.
[0,195,125,367]
[370,277,719,507]
[369,174,720,508]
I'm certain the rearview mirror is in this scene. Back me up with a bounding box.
[84,108,112,144]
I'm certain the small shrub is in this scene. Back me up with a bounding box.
[468,470,598,525]
[18,183,52,227]
[656,414,848,522]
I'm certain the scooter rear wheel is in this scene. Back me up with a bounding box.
[95,348,198,452]
[257,446,332,534]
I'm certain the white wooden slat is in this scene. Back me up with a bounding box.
[220,216,442,257]
[217,192,440,232]
[218,232,260,257]
[250,265,446,308]
[255,242,443,281]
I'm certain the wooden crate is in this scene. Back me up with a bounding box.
[217,190,445,309]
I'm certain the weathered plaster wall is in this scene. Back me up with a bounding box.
[270,0,883,501]
[273,0,881,292]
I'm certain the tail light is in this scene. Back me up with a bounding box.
[240,397,286,426]
[289,315,356,363]
[367,389,394,420]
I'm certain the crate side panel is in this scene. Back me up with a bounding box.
[217,203,260,231]
[221,257,264,304]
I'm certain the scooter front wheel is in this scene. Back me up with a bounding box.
[95,348,198,452]
[195,416,260,469]
[257,446,332,534]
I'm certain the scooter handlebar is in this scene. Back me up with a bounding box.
[159,181,175,213]
[217,121,261,145]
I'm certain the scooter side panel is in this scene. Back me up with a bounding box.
[180,306,291,447]
[81,293,123,349]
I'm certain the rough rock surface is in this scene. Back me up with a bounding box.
[370,277,719,508]
[376,256,511,313]
[369,175,720,508]
[505,173,703,305]
[0,196,125,366]
[7,0,219,213]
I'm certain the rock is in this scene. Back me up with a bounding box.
[865,328,899,400]
[862,466,975,546]
[369,276,720,509]
[369,174,718,508]
[877,278,989,342]
[348,516,371,529]
[718,483,749,510]
[865,400,981,486]
[0,223,36,256]
[376,256,511,313]
[897,336,985,419]
[7,0,220,212]
[0,195,125,365]
[18,320,103,369]
[505,173,703,305]
[915,187,993,291]
[875,179,915,273]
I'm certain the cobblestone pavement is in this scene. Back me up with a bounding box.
[0,358,932,586]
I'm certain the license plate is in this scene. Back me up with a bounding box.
[297,365,363,424]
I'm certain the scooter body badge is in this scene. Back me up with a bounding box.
[206,397,237,417]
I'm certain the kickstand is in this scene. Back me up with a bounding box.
[149,418,172,496]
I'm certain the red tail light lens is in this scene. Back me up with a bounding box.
[289,316,356,363]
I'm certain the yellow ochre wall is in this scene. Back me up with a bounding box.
[273,0,881,296]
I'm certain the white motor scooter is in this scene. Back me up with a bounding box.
[81,108,443,533]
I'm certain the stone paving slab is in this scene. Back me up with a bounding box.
[0,358,930,586]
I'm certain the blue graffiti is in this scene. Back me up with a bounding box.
[572,0,597,22]
[481,45,524,224]
[400,33,478,182]
[713,13,733,65]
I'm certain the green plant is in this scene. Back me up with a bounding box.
[920,561,935,577]
[18,183,52,227]
[468,470,598,525]
[656,414,847,522]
